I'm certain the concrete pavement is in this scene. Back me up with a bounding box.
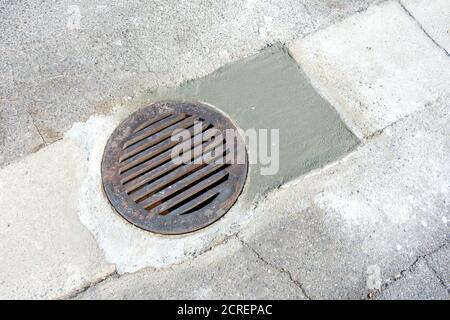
[0,0,449,299]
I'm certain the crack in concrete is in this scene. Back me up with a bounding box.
[60,269,119,300]
[399,0,450,58]
[368,241,449,299]
[236,235,312,300]
[25,110,48,148]
[424,256,450,294]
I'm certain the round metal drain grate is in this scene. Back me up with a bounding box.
[102,100,248,235]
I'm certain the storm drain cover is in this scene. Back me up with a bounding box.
[102,100,248,234]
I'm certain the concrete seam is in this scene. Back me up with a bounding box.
[284,0,390,46]
[398,0,450,58]
[236,234,312,300]
[367,241,449,299]
[59,269,119,300]
[424,256,450,294]
[25,110,47,147]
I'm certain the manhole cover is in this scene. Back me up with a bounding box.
[102,100,248,234]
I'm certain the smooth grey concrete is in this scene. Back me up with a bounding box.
[0,0,377,167]
[76,238,307,300]
[289,0,450,138]
[140,46,359,203]
[375,258,449,300]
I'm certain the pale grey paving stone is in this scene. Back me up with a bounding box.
[241,96,450,299]
[289,0,450,138]
[376,258,449,300]
[0,0,377,166]
[0,140,115,299]
[425,244,450,292]
[401,0,450,55]
[75,239,306,300]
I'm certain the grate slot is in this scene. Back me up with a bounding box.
[133,113,172,133]
[119,122,209,175]
[144,170,229,215]
[121,126,219,188]
[174,187,221,216]
[131,146,227,202]
[124,113,186,148]
[119,115,197,162]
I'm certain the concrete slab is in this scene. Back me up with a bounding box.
[0,0,376,166]
[375,258,448,300]
[401,0,450,54]
[240,96,450,299]
[0,140,114,299]
[289,1,450,138]
[76,238,306,300]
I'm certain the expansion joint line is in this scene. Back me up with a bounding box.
[236,235,312,300]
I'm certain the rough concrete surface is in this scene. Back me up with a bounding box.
[0,140,114,299]
[0,45,358,297]
[401,0,450,54]
[375,258,448,300]
[425,244,450,291]
[71,95,449,300]
[289,0,450,138]
[0,0,376,168]
[240,97,450,299]
[1,0,449,300]
[76,238,307,300]
[0,106,44,166]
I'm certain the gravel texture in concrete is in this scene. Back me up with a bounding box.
[240,96,450,299]
[375,258,449,300]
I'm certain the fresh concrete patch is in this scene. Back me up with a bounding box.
[289,0,450,138]
[138,45,359,202]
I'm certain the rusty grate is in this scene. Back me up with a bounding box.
[102,100,248,234]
